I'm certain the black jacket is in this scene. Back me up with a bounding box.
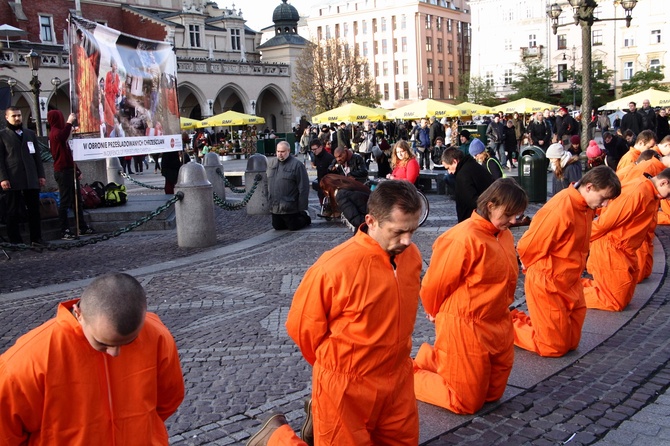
[454,155,494,222]
[527,120,552,150]
[0,127,45,190]
[620,111,643,135]
[313,149,335,182]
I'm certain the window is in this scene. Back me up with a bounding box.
[436,17,442,31]
[437,38,443,53]
[504,68,513,85]
[375,63,379,77]
[427,59,433,74]
[504,39,512,51]
[362,20,367,34]
[402,59,408,75]
[343,23,349,37]
[231,29,241,51]
[317,27,322,41]
[403,82,409,99]
[382,39,388,54]
[592,30,602,46]
[353,21,358,35]
[438,60,443,74]
[326,25,331,39]
[623,61,634,80]
[39,15,54,43]
[449,82,454,99]
[557,34,567,50]
[438,81,444,99]
[401,37,407,52]
[428,81,434,99]
[594,60,604,77]
[189,24,201,47]
[426,37,432,51]
[447,19,453,32]
[557,64,568,82]
[652,29,661,44]
[384,83,389,101]
[383,61,389,76]
[395,82,400,100]
[394,60,399,75]
[650,59,661,73]
[448,61,453,75]
[362,42,368,57]
[335,24,340,38]
[425,14,432,29]
[393,38,398,52]
[401,14,406,29]
[485,71,493,87]
[381,17,387,32]
[624,36,635,47]
[529,34,537,48]
[447,40,453,54]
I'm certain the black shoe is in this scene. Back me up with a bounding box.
[61,230,78,240]
[80,227,95,235]
[301,399,314,446]
[246,413,288,446]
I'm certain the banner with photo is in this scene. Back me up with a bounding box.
[68,15,180,161]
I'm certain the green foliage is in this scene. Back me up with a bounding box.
[456,74,499,106]
[291,39,380,118]
[558,67,615,109]
[509,60,554,103]
[621,67,669,94]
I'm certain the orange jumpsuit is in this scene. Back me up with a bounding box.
[619,158,665,282]
[615,147,640,172]
[512,186,592,357]
[658,199,670,225]
[413,211,517,414]
[0,299,184,445]
[583,175,661,311]
[285,228,422,445]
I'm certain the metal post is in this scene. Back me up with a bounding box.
[30,72,42,137]
[579,4,594,150]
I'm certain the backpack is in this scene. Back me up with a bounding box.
[103,182,128,206]
[90,181,106,203]
[80,183,102,209]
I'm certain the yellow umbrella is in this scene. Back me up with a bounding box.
[455,101,490,117]
[180,117,199,130]
[490,98,556,114]
[311,103,388,124]
[599,88,670,110]
[386,99,459,120]
[199,110,266,128]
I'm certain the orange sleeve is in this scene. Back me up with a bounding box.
[150,314,185,421]
[517,198,571,268]
[286,264,335,366]
[658,200,670,225]
[591,180,647,241]
[0,357,33,444]
[420,230,472,317]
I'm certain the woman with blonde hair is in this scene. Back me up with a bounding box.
[387,140,420,184]
[546,143,582,195]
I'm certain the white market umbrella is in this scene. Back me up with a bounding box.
[0,24,28,48]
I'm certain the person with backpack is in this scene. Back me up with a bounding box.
[416,118,432,170]
[469,138,504,180]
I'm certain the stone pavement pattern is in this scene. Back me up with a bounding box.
[1,164,669,445]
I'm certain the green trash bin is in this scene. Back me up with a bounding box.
[518,145,548,203]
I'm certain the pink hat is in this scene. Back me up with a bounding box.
[587,140,602,158]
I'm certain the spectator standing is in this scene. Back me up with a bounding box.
[639,99,657,132]
[656,108,669,141]
[502,119,518,168]
[441,147,494,222]
[620,101,644,136]
[486,115,506,168]
[527,112,552,150]
[416,118,432,170]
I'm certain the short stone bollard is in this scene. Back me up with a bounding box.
[175,162,217,248]
[203,152,226,201]
[106,157,125,185]
[245,154,270,215]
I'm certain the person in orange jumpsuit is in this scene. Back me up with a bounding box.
[583,169,670,311]
[615,130,658,172]
[512,166,622,357]
[0,273,184,445]
[413,178,528,414]
[104,58,120,137]
[659,199,670,225]
[247,180,424,446]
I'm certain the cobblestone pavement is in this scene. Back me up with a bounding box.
[1,163,669,445]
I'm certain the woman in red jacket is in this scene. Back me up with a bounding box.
[387,140,420,184]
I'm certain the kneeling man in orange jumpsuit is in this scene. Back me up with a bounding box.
[413,179,528,414]
[615,129,658,172]
[583,168,670,311]
[512,166,621,357]
[247,180,424,446]
[0,273,185,445]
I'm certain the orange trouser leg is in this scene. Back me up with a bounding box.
[583,240,638,312]
[312,362,418,446]
[636,234,654,283]
[269,424,306,446]
[413,315,514,415]
[512,268,586,357]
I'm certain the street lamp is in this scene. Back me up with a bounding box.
[563,45,577,110]
[51,77,62,109]
[547,0,637,148]
[26,49,43,137]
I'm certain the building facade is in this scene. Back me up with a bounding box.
[304,0,472,110]
[468,0,669,103]
[0,0,305,134]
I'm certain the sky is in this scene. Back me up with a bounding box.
[222,0,312,32]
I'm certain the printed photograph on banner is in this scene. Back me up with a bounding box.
[68,15,180,161]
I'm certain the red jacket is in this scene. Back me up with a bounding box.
[47,110,74,172]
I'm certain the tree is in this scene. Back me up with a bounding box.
[457,73,498,106]
[509,60,554,103]
[558,67,615,110]
[621,67,669,94]
[291,39,380,117]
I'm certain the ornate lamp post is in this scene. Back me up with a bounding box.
[27,49,43,137]
[51,76,62,109]
[547,0,637,148]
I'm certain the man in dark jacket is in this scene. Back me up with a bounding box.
[602,131,629,171]
[620,102,643,136]
[639,99,657,132]
[329,146,369,182]
[0,106,46,246]
[486,115,506,167]
[441,147,494,222]
[429,116,445,147]
[556,107,578,143]
[267,141,311,231]
[310,138,335,204]
[336,122,351,149]
[417,118,431,170]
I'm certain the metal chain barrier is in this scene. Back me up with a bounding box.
[0,193,183,253]
[216,169,247,193]
[212,174,262,210]
[119,171,165,190]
